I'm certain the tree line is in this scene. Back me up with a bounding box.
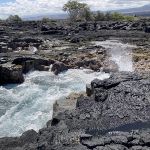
[63,0,135,22]
[1,0,136,23]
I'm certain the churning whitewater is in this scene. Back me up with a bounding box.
[92,40,136,72]
[0,69,109,137]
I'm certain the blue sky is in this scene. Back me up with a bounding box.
[0,0,15,4]
[0,0,149,18]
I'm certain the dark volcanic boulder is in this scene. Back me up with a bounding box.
[51,62,69,75]
[12,57,35,73]
[0,63,24,84]
[12,57,54,73]
[145,26,150,33]
[70,35,85,43]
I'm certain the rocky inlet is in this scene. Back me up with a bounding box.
[0,19,149,150]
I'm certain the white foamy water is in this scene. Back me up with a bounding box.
[0,69,109,137]
[92,40,136,72]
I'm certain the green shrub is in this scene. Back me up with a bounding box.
[124,15,135,21]
[63,1,136,22]
[81,8,94,21]
[6,15,22,23]
[95,11,105,21]
[105,12,113,21]
[111,12,125,21]
[94,11,136,22]
[63,0,93,21]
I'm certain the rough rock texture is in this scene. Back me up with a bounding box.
[0,57,55,84]
[0,19,150,75]
[51,61,69,75]
[0,130,38,150]
[12,57,54,73]
[0,63,24,84]
[0,19,150,54]
[133,48,150,73]
[0,19,150,149]
[0,72,150,150]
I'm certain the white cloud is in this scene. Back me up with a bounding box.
[0,0,67,18]
[81,0,150,11]
[0,0,149,19]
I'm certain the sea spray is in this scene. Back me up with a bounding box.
[0,69,109,137]
[92,40,136,72]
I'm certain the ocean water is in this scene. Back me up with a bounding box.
[0,69,109,137]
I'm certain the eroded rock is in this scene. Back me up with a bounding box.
[51,61,69,75]
[0,63,24,84]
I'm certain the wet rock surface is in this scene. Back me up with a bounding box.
[0,72,150,150]
[51,61,69,75]
[0,63,24,84]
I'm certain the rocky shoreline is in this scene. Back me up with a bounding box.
[0,20,150,84]
[0,72,150,150]
[0,19,150,149]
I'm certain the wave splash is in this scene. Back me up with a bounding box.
[92,40,136,72]
[0,69,109,137]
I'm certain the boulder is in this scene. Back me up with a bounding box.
[0,63,24,84]
[86,84,93,97]
[12,57,54,73]
[51,62,69,75]
[70,35,85,43]
[145,26,150,33]
[23,60,35,73]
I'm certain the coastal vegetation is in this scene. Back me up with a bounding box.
[6,15,22,23]
[63,0,135,22]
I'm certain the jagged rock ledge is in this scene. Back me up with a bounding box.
[0,56,71,84]
[0,72,150,150]
[0,49,116,85]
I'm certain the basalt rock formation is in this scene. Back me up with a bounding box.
[0,57,55,84]
[0,19,150,79]
[0,19,150,54]
[0,63,24,84]
[0,19,150,149]
[0,72,150,150]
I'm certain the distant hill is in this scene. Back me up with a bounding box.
[112,4,150,16]
[125,11,150,17]
[23,13,68,21]
[23,4,150,20]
